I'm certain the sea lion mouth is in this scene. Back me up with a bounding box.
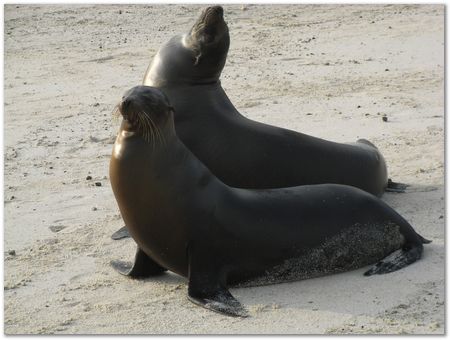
[190,6,227,45]
[201,6,224,26]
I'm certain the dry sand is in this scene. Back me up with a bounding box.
[4,4,444,334]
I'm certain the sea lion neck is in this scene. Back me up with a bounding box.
[160,83,241,119]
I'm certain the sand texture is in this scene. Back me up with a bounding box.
[4,4,444,334]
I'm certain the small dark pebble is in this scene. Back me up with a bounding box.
[385,68,389,71]
[86,175,92,180]
[95,182,102,187]
[119,10,122,14]
[93,103,100,107]
[306,113,313,116]
[439,215,443,219]
[357,105,361,108]
[8,250,16,256]
[92,207,98,211]
[10,196,15,200]
[382,116,388,122]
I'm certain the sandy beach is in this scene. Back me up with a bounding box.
[4,4,444,334]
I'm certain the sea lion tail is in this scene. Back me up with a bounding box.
[356,138,377,149]
[363,241,425,276]
[417,233,432,244]
[364,199,430,276]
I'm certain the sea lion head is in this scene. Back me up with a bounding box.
[187,6,229,55]
[144,6,230,86]
[117,86,174,144]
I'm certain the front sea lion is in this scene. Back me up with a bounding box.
[110,86,429,317]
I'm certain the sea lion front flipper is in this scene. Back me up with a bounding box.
[111,247,167,278]
[111,226,131,240]
[187,247,248,317]
[386,179,409,193]
[188,286,248,318]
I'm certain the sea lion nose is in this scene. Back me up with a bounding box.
[209,5,223,17]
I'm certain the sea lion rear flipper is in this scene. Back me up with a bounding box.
[111,226,131,240]
[386,179,409,193]
[187,247,248,317]
[363,243,424,276]
[111,247,167,278]
[357,138,377,149]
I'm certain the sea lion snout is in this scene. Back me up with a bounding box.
[200,5,225,27]
[205,5,223,18]
[117,86,174,143]
[119,97,136,122]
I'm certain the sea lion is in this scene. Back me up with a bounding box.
[109,86,429,317]
[143,6,405,194]
[111,5,404,241]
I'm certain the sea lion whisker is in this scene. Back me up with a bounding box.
[135,112,150,144]
[141,114,155,147]
[142,111,162,147]
[146,115,157,150]
[144,112,159,150]
[141,111,157,147]
[112,103,121,123]
[146,112,166,146]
